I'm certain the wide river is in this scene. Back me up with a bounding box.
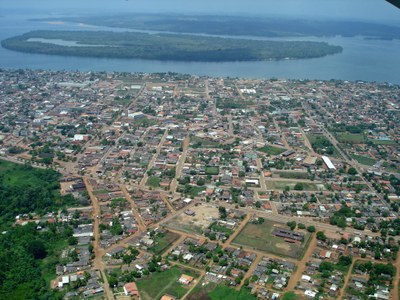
[1,13,400,84]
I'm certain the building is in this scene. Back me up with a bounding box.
[160,295,177,300]
[178,274,194,285]
[321,156,336,170]
[124,282,139,297]
[272,228,304,241]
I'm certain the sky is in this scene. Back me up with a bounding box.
[1,0,400,24]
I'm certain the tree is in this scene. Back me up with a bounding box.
[26,240,47,259]
[307,225,316,233]
[338,255,352,266]
[287,221,297,231]
[294,182,304,191]
[348,167,357,175]
[316,231,327,241]
[68,236,78,245]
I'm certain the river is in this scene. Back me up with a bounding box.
[0,13,399,83]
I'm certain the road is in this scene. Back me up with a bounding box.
[285,233,316,291]
[83,177,115,300]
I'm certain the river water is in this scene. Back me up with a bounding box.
[0,13,399,83]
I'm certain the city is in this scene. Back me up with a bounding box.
[0,68,399,300]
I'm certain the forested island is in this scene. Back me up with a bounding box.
[1,30,343,62]
[36,14,400,40]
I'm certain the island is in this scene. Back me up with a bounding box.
[1,30,343,62]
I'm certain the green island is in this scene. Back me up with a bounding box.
[0,160,78,299]
[1,30,343,62]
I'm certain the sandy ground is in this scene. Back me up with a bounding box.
[166,204,219,232]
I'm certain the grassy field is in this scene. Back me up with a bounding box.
[188,281,256,300]
[233,220,310,259]
[371,139,397,145]
[351,154,376,166]
[265,180,325,191]
[282,291,299,300]
[148,231,180,255]
[257,145,286,156]
[205,166,219,175]
[275,171,310,180]
[191,136,221,148]
[209,285,256,300]
[137,266,198,300]
[336,133,366,144]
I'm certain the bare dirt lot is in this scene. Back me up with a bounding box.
[165,204,219,235]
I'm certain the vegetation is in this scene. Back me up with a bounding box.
[257,145,286,156]
[2,30,343,62]
[137,266,197,300]
[0,160,78,299]
[351,154,376,166]
[307,134,340,157]
[0,160,77,227]
[233,220,310,259]
[208,285,256,300]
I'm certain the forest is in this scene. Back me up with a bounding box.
[0,160,78,299]
[1,30,343,62]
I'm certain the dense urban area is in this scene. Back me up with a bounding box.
[0,68,399,300]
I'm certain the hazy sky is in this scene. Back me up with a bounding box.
[2,0,400,24]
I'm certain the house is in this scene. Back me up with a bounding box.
[124,282,139,297]
[160,295,177,300]
[179,274,194,285]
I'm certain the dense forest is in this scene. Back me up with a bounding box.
[37,14,400,40]
[0,160,78,299]
[1,30,343,62]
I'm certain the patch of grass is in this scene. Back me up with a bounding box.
[205,166,219,175]
[265,180,325,191]
[258,145,286,156]
[282,291,299,300]
[190,136,221,149]
[147,176,161,188]
[209,285,256,300]
[148,231,180,255]
[275,171,309,179]
[351,154,376,166]
[371,139,397,145]
[137,266,197,300]
[233,220,310,259]
[336,133,366,144]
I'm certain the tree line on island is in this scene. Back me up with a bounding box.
[2,30,343,62]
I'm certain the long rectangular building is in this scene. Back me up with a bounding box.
[321,155,336,170]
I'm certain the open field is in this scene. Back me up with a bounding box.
[205,166,219,175]
[137,266,198,300]
[371,139,397,145]
[274,171,310,180]
[233,219,310,259]
[188,280,256,300]
[336,133,366,144]
[257,145,286,156]
[265,180,326,191]
[148,231,180,255]
[165,204,219,235]
[351,154,376,166]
